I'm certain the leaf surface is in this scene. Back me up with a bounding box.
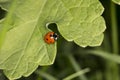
[0,0,106,79]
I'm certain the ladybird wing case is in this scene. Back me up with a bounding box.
[44,32,55,44]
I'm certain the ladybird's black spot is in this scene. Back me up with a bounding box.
[46,38,48,41]
[50,34,53,37]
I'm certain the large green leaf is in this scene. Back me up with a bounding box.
[0,0,106,79]
[58,0,106,47]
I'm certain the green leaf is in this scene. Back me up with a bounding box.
[0,0,106,79]
[112,0,120,5]
[58,0,106,47]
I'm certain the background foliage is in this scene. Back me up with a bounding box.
[0,0,120,80]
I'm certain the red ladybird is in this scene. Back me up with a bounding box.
[44,32,58,44]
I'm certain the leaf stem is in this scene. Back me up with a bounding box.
[110,1,119,54]
[110,2,119,80]
[68,54,88,80]
[35,70,58,80]
[63,68,90,80]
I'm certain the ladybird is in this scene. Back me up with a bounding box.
[44,32,58,44]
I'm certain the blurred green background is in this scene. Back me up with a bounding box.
[0,0,120,80]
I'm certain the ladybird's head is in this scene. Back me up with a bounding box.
[53,33,59,41]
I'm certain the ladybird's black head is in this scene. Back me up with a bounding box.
[53,33,58,41]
